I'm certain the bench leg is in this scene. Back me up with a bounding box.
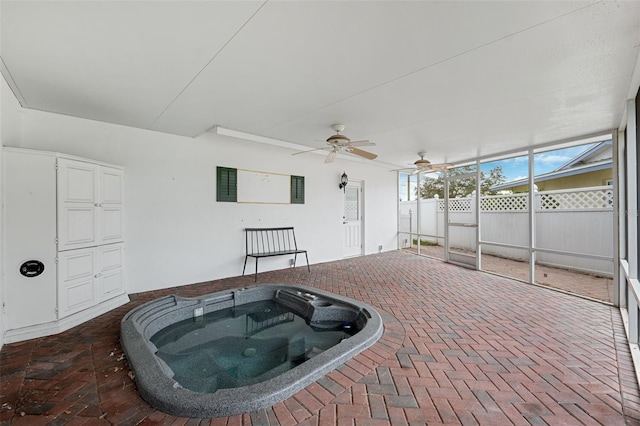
[254,258,259,282]
[242,256,248,276]
[293,253,297,268]
[304,252,310,272]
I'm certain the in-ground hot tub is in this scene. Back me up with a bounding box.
[120,284,383,418]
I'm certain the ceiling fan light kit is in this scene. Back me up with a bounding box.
[326,134,351,146]
[414,151,432,170]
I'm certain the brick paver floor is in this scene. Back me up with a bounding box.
[406,245,614,304]
[1,250,638,425]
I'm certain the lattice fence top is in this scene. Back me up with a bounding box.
[438,198,472,212]
[481,194,528,211]
[432,186,613,212]
[538,187,613,210]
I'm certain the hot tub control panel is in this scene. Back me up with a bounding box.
[19,260,45,278]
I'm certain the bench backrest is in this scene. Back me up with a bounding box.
[245,227,299,255]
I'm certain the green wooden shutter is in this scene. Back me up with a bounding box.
[216,167,237,202]
[291,175,305,204]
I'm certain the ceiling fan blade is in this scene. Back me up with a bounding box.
[292,146,331,156]
[412,168,441,176]
[325,150,338,163]
[348,140,375,147]
[348,147,377,160]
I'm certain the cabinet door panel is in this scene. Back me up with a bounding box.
[97,244,125,301]
[58,159,99,250]
[60,206,98,249]
[99,168,124,243]
[60,279,95,315]
[59,248,95,283]
[58,248,97,317]
[101,169,123,204]
[58,159,97,203]
[99,269,124,300]
[99,244,123,271]
[101,206,124,243]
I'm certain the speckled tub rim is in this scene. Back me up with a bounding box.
[120,284,383,418]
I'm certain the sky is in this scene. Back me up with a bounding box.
[399,143,596,201]
[481,144,593,181]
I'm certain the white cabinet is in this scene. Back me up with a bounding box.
[2,148,128,343]
[57,158,124,251]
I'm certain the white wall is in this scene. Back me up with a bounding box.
[0,101,3,350]
[3,107,397,294]
[0,84,4,349]
[1,75,25,347]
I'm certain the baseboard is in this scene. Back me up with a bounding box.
[2,293,130,344]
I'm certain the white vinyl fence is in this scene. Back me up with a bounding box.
[399,186,614,276]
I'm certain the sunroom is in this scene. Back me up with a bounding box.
[1,1,640,424]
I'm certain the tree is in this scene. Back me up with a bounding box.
[418,166,506,199]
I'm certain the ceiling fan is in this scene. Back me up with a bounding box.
[294,124,377,163]
[400,152,452,174]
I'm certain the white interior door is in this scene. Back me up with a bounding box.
[343,181,363,258]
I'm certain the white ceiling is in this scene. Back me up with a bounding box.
[2,1,639,168]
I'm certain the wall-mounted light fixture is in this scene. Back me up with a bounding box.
[339,172,348,192]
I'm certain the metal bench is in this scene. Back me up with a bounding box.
[242,227,310,281]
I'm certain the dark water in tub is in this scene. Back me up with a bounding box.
[151,300,358,393]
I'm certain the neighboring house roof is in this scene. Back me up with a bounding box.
[491,140,612,191]
[552,140,612,171]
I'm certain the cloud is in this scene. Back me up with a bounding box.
[500,156,528,164]
[534,153,572,164]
